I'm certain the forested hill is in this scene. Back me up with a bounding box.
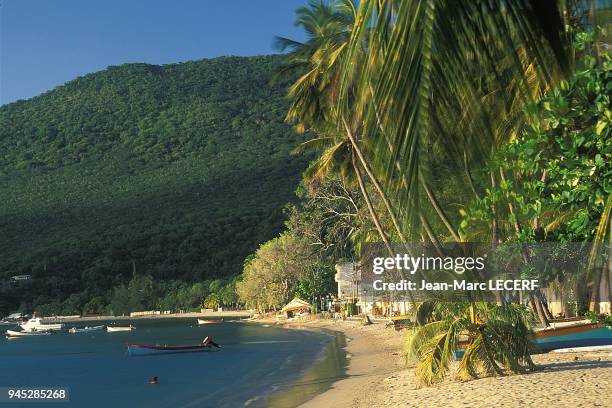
[0,55,308,313]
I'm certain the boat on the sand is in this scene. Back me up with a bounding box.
[532,322,612,352]
[69,325,105,333]
[455,321,612,358]
[107,325,134,332]
[551,344,612,353]
[127,343,221,356]
[6,329,52,337]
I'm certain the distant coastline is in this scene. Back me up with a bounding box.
[45,310,251,324]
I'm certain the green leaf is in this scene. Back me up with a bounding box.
[595,120,607,135]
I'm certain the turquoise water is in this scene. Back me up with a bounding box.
[0,319,345,407]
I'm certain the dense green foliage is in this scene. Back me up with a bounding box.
[236,177,363,311]
[461,32,611,243]
[0,55,310,315]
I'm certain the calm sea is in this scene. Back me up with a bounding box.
[0,319,346,407]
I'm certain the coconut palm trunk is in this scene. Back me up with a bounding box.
[420,176,461,242]
[352,155,393,256]
[342,117,407,246]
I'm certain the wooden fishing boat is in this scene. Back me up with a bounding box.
[6,329,52,337]
[127,343,221,356]
[197,319,222,325]
[107,325,134,332]
[455,322,612,358]
[532,322,612,352]
[68,325,105,333]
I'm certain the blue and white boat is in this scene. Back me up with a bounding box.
[455,321,612,359]
[532,322,612,352]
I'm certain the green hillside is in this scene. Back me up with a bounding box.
[0,55,308,314]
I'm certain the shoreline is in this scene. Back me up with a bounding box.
[261,326,347,408]
[256,318,612,407]
[39,310,251,323]
[253,317,403,407]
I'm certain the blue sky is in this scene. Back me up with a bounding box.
[0,0,307,105]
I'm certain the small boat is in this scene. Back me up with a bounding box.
[127,343,220,356]
[68,325,105,334]
[551,344,612,353]
[6,329,52,337]
[197,319,222,325]
[455,321,612,358]
[107,325,135,332]
[532,322,612,353]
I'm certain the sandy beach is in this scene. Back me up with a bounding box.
[271,319,612,408]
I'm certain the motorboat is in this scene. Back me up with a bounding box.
[20,317,63,332]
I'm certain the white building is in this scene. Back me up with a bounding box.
[335,262,412,317]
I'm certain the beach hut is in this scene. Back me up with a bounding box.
[281,298,312,318]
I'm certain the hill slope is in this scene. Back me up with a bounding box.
[0,55,307,313]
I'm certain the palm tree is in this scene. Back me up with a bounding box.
[279,0,597,385]
[275,0,355,133]
[334,0,579,330]
[277,0,408,253]
[337,0,571,239]
[404,300,536,386]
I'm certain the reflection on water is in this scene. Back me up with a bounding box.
[262,330,348,408]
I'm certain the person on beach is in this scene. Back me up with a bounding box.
[202,336,220,348]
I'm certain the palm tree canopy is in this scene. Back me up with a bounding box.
[337,0,571,232]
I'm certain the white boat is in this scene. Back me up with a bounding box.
[197,319,222,325]
[552,345,612,353]
[106,325,134,332]
[68,325,105,333]
[20,317,63,332]
[6,312,26,321]
[6,329,52,337]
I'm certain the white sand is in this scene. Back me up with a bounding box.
[272,319,612,408]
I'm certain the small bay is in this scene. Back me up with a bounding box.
[0,319,346,407]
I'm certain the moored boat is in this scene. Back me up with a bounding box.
[127,343,220,356]
[6,329,52,337]
[68,325,105,333]
[107,325,135,332]
[20,317,63,332]
[197,319,222,325]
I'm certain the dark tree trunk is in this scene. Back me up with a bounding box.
[537,290,554,321]
[530,292,550,327]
